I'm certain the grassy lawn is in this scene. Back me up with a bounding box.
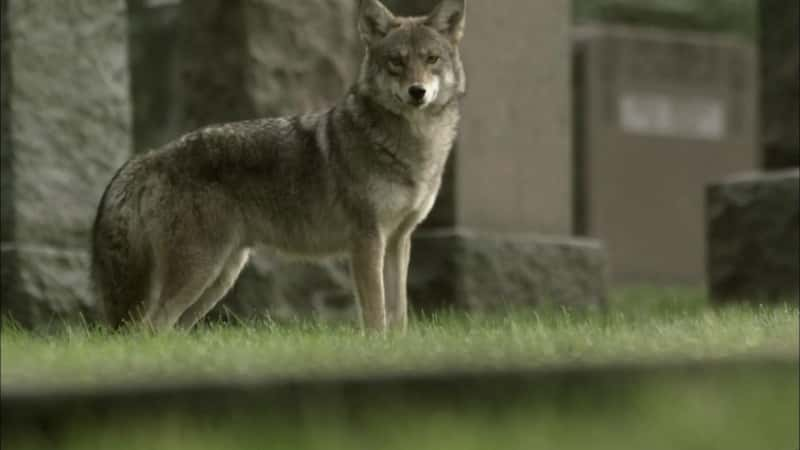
[2,288,798,450]
[1,288,797,390]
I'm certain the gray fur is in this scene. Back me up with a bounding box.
[91,0,466,332]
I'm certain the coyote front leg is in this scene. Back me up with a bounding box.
[351,235,387,332]
[384,230,412,332]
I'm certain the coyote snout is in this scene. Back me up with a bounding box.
[91,0,467,332]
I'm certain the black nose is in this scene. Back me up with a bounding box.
[408,85,427,101]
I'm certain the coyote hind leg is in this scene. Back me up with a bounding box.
[177,248,251,329]
[143,245,233,331]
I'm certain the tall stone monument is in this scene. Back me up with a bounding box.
[574,26,758,283]
[175,0,362,132]
[385,0,574,234]
[1,0,132,325]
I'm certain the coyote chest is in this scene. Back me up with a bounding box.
[370,128,453,229]
[371,176,436,225]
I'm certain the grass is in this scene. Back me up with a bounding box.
[2,288,798,450]
[1,288,797,390]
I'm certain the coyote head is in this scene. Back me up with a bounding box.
[357,0,466,114]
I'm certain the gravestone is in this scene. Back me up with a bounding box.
[706,169,799,304]
[175,0,361,132]
[457,1,574,234]
[573,25,759,283]
[409,230,607,311]
[760,0,799,169]
[223,230,608,324]
[0,0,132,325]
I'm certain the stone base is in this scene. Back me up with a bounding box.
[0,230,608,326]
[409,230,608,312]
[706,169,800,304]
[214,230,609,323]
[0,246,92,327]
[214,254,356,324]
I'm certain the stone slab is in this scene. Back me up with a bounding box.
[456,1,573,234]
[0,246,92,326]
[146,0,361,151]
[3,0,131,247]
[409,230,608,311]
[381,0,573,234]
[175,0,360,132]
[216,254,355,324]
[1,0,132,324]
[574,25,759,283]
[1,0,12,245]
[706,169,800,304]
[214,231,608,321]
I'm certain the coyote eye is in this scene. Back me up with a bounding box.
[426,55,440,65]
[387,57,404,71]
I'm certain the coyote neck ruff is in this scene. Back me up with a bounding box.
[90,0,467,332]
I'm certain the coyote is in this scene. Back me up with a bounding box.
[91,0,467,332]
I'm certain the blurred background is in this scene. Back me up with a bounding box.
[1,0,797,325]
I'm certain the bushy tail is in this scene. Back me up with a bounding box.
[90,165,151,329]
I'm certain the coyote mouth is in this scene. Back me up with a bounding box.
[396,94,426,108]
[393,94,424,109]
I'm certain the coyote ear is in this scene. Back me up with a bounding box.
[359,0,398,45]
[426,0,465,44]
